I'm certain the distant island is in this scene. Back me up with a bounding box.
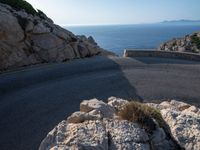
[160,19,200,25]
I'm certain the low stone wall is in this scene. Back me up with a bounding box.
[124,49,200,61]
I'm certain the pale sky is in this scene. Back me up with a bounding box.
[26,0,200,25]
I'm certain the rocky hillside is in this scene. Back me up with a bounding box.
[39,97,200,150]
[0,2,112,71]
[159,32,200,53]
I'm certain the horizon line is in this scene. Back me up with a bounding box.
[62,23,153,27]
[60,19,200,27]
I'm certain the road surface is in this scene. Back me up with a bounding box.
[0,56,200,150]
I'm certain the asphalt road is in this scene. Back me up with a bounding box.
[0,56,200,150]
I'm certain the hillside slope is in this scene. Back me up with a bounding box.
[0,2,112,71]
[159,32,200,53]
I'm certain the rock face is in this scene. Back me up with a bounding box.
[0,3,111,71]
[149,100,200,150]
[39,97,200,150]
[158,32,200,53]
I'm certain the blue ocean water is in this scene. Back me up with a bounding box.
[66,24,200,56]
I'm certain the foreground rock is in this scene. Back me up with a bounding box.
[158,32,200,53]
[39,97,200,150]
[0,2,114,71]
[148,100,200,150]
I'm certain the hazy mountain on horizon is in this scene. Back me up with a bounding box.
[160,19,200,25]
[65,19,200,26]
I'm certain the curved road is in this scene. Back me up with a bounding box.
[0,56,200,150]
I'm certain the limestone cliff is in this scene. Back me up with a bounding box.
[159,32,200,53]
[0,2,113,71]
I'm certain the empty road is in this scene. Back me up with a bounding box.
[0,56,200,150]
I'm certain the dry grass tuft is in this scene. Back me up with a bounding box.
[117,101,164,133]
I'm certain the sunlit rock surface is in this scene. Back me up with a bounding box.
[39,97,200,150]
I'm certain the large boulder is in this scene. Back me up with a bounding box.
[0,2,110,71]
[38,97,199,150]
[104,119,150,150]
[39,120,108,150]
[80,99,115,118]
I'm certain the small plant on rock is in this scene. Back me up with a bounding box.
[118,101,164,133]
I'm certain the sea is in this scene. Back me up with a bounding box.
[66,24,200,56]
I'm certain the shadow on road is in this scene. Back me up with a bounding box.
[0,56,142,150]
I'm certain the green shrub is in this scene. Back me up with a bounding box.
[0,0,37,15]
[172,41,177,47]
[191,34,200,49]
[118,101,165,133]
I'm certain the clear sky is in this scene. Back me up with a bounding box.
[26,0,200,25]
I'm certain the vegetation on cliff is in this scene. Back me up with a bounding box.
[0,0,37,15]
[191,33,200,49]
[0,0,48,18]
[159,32,200,53]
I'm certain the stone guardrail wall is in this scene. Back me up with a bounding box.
[124,49,200,61]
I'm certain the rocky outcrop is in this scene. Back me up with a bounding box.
[0,3,112,71]
[159,32,200,53]
[39,97,200,150]
[148,100,200,150]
